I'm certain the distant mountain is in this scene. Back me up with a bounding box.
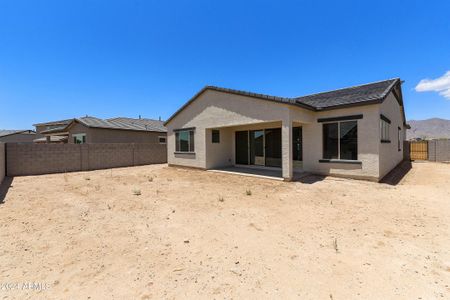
[407,118,450,140]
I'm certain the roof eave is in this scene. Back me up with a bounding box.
[314,99,384,111]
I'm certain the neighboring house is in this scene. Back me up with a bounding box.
[33,119,73,143]
[164,78,408,182]
[35,116,167,144]
[0,130,38,143]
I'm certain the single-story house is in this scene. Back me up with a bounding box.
[0,130,38,143]
[164,78,408,182]
[35,116,167,144]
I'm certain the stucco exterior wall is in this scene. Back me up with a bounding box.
[378,92,406,178]
[166,90,314,169]
[0,143,5,185]
[67,122,166,144]
[302,104,381,181]
[167,89,405,181]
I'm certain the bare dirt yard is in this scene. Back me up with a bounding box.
[0,162,449,299]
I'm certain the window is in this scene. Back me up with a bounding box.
[323,121,358,160]
[73,133,86,144]
[323,123,339,159]
[175,129,195,153]
[293,127,302,161]
[159,136,166,144]
[212,130,220,143]
[398,127,402,151]
[380,115,391,142]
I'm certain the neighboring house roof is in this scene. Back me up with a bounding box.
[40,126,69,134]
[33,136,67,143]
[106,117,167,132]
[165,78,404,125]
[33,119,73,127]
[77,116,167,132]
[41,116,167,135]
[0,130,35,138]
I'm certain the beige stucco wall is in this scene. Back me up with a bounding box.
[67,122,166,144]
[0,143,5,185]
[378,92,406,179]
[166,90,314,170]
[302,104,381,181]
[167,89,406,181]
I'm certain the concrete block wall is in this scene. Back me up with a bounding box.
[0,143,5,184]
[6,143,167,176]
[428,140,450,162]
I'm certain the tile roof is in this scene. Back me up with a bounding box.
[294,79,399,110]
[33,119,73,127]
[41,116,167,134]
[0,130,35,138]
[40,126,69,134]
[165,78,402,125]
[78,116,167,132]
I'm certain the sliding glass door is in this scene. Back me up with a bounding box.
[250,130,265,165]
[265,128,282,167]
[235,128,283,167]
[235,131,249,164]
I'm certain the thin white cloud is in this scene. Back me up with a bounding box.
[415,71,450,99]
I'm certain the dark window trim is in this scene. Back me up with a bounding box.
[380,114,391,124]
[319,159,362,165]
[317,114,363,123]
[175,128,195,153]
[174,151,195,155]
[381,140,391,143]
[158,136,167,144]
[174,127,196,132]
[322,121,358,161]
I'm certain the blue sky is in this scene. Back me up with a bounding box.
[1,0,450,129]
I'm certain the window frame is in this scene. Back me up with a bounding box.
[212,129,220,144]
[158,136,167,144]
[398,127,402,151]
[380,114,391,143]
[175,128,195,153]
[321,120,358,161]
[73,133,86,144]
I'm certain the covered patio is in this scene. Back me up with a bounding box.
[205,117,311,181]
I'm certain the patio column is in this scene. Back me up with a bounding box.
[282,117,293,181]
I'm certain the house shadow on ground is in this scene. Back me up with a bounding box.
[379,160,412,185]
[0,177,13,205]
[293,173,326,184]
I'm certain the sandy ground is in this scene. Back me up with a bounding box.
[0,162,449,299]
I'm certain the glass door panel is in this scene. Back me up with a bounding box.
[250,130,264,165]
[235,131,249,164]
[265,128,281,167]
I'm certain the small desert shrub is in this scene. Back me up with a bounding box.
[246,189,252,196]
[218,196,224,202]
[133,188,142,196]
[84,176,90,181]
[148,177,153,182]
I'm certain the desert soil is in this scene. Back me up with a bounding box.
[0,162,449,299]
